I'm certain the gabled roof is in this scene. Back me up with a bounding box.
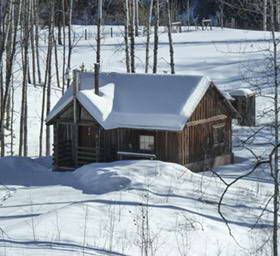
[46,72,235,131]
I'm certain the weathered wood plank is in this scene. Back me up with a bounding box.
[77,146,96,151]
[78,156,97,161]
[187,114,227,127]
[78,151,96,157]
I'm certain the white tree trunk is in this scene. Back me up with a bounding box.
[264,0,268,30]
[124,0,130,72]
[96,0,102,65]
[145,0,153,73]
[153,0,159,74]
[166,0,175,74]
[276,0,280,30]
[135,0,139,37]
[66,0,73,88]
[130,0,135,73]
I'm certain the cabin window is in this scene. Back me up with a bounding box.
[213,123,225,144]
[139,135,154,151]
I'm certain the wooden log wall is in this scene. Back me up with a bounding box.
[181,84,234,165]
[117,128,181,164]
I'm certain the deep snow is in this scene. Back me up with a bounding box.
[0,157,274,256]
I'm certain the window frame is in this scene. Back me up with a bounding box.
[139,135,155,152]
[213,123,226,145]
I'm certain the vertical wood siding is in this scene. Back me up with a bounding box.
[182,84,233,164]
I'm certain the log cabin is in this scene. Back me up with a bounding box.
[46,71,238,172]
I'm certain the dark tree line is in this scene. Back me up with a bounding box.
[37,0,269,30]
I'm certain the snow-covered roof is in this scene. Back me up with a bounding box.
[46,72,219,131]
[230,88,255,97]
[224,92,235,101]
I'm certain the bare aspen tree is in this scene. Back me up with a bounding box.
[187,0,190,28]
[270,0,275,29]
[153,0,159,74]
[5,88,10,132]
[19,0,30,156]
[129,0,136,73]
[264,0,268,31]
[0,63,3,156]
[220,2,224,29]
[268,3,280,254]
[39,66,47,156]
[271,27,279,256]
[66,0,73,88]
[0,0,10,65]
[135,0,139,37]
[10,80,14,155]
[46,0,55,156]
[96,0,102,65]
[277,0,280,30]
[39,0,55,156]
[34,0,42,85]
[124,0,131,72]
[0,1,9,155]
[145,0,153,73]
[62,0,66,93]
[0,0,21,156]
[54,39,60,88]
[57,2,63,46]
[0,0,11,156]
[30,0,36,86]
[166,0,175,74]
[0,64,2,119]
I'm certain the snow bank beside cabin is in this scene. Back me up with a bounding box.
[0,157,191,195]
[73,160,190,194]
[0,157,55,187]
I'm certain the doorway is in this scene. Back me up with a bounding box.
[79,126,97,148]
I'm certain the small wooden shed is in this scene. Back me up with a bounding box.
[46,71,238,172]
[230,88,256,127]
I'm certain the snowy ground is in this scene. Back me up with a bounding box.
[1,26,278,255]
[0,157,274,256]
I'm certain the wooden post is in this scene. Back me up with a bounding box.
[53,121,59,170]
[73,69,80,168]
[94,63,100,96]
[117,129,120,160]
[85,29,87,40]
[110,27,113,38]
[96,127,101,162]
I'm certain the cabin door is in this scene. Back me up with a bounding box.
[79,126,97,148]
[78,125,99,165]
